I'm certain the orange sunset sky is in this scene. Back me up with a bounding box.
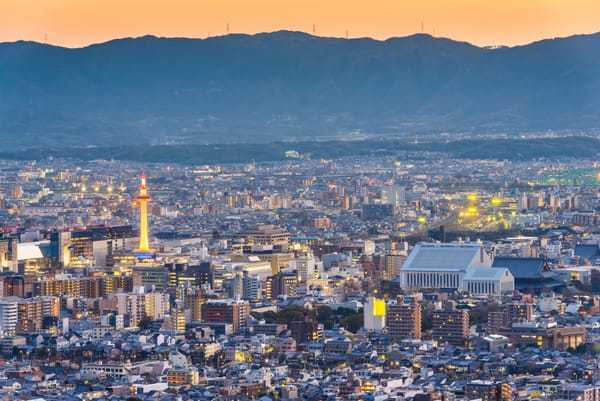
[1,0,599,48]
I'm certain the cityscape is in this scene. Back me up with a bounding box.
[0,152,596,400]
[2,1,600,401]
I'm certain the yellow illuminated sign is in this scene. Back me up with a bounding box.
[374,299,386,316]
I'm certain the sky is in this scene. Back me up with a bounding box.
[1,0,599,48]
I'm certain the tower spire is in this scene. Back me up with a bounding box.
[134,175,152,252]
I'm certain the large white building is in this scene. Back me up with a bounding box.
[290,253,316,283]
[399,242,514,295]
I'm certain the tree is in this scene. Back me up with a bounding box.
[316,305,334,322]
[340,314,364,333]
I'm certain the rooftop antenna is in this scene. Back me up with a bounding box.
[227,22,230,34]
[313,24,316,35]
[345,29,348,39]
[421,21,424,33]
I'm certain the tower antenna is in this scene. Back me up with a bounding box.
[313,24,316,35]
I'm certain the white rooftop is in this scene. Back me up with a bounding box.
[463,267,513,281]
[17,241,47,261]
[401,242,493,272]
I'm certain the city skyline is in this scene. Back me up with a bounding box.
[1,0,599,48]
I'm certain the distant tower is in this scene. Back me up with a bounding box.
[133,175,152,252]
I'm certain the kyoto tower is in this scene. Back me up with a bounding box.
[133,175,152,252]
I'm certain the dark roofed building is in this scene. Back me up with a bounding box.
[492,257,564,293]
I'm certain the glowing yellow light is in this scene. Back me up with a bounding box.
[467,206,478,214]
[94,187,99,192]
[394,161,401,167]
[417,216,427,224]
[491,197,502,205]
[81,186,87,192]
[235,350,246,362]
[467,194,477,202]
[373,299,386,316]
[107,186,113,193]
[134,176,152,252]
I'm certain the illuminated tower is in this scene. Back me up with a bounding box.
[133,175,152,252]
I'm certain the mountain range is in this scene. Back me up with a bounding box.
[1,31,600,150]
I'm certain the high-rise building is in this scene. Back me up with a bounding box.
[229,272,244,299]
[202,299,250,334]
[167,262,212,288]
[432,301,469,346]
[386,296,421,340]
[291,253,316,283]
[173,299,187,333]
[183,288,206,322]
[2,275,24,297]
[265,272,297,300]
[0,237,18,273]
[242,273,260,300]
[49,231,71,269]
[0,299,18,335]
